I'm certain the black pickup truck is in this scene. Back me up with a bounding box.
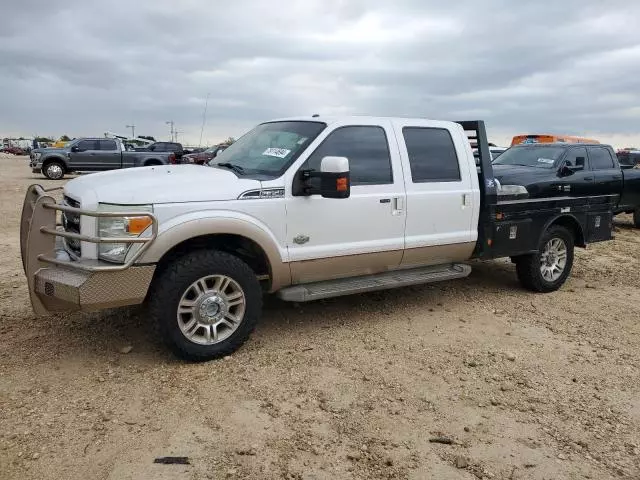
[492,143,640,227]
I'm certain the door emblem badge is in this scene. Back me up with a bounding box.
[293,234,310,245]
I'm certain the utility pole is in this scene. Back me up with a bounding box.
[199,93,210,147]
[165,120,175,142]
[125,123,136,139]
[174,130,182,143]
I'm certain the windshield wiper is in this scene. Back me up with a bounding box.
[216,162,245,175]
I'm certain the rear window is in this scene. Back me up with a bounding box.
[588,147,615,170]
[402,127,461,182]
[99,140,117,151]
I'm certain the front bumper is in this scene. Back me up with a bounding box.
[20,185,158,315]
[30,160,42,173]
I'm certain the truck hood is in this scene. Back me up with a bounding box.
[492,164,557,186]
[34,147,67,155]
[64,165,262,205]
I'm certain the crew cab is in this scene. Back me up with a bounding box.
[30,138,177,180]
[493,143,640,227]
[21,117,616,361]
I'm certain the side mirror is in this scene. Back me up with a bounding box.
[70,145,80,153]
[319,156,350,199]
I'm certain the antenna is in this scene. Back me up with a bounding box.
[199,93,210,148]
[125,123,136,139]
[165,120,175,142]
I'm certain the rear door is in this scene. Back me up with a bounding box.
[588,146,623,197]
[393,120,479,267]
[68,139,99,170]
[285,120,406,284]
[97,139,122,170]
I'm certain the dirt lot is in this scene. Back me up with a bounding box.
[0,154,639,480]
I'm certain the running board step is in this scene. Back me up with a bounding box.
[277,263,471,302]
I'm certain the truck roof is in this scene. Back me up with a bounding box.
[268,115,461,126]
[512,142,607,148]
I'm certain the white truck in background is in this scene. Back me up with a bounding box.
[21,116,615,361]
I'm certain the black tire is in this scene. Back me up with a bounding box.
[515,225,574,293]
[634,209,640,228]
[144,160,162,167]
[148,250,262,361]
[43,160,65,180]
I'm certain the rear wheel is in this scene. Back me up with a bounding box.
[148,250,262,361]
[43,161,65,180]
[515,225,574,292]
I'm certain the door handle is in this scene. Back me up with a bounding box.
[392,197,404,215]
[612,175,622,180]
[584,177,593,181]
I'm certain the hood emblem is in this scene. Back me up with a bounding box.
[293,234,310,245]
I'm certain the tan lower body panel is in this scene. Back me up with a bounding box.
[401,242,475,268]
[290,250,403,284]
[289,243,475,285]
[33,265,156,314]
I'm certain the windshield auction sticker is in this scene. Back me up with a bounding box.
[262,148,291,158]
[537,158,555,165]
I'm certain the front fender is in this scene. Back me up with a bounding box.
[137,210,290,291]
[41,154,68,168]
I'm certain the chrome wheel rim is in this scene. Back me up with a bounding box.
[540,238,567,282]
[177,275,246,345]
[47,164,63,179]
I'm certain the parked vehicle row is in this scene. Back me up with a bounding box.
[29,137,177,179]
[21,116,624,361]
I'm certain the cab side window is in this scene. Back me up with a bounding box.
[76,140,97,151]
[588,147,615,170]
[402,127,461,182]
[304,126,393,186]
[99,140,117,151]
[564,147,588,170]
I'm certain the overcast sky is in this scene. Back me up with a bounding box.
[2,0,640,147]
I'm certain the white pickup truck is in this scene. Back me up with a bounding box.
[21,116,615,361]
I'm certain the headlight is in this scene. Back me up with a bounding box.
[495,180,528,198]
[33,152,42,161]
[97,203,153,263]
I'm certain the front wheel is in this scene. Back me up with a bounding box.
[515,225,574,293]
[43,161,65,180]
[148,250,262,361]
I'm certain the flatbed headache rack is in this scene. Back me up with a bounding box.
[455,120,498,257]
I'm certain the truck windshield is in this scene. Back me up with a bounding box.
[211,121,326,177]
[493,146,566,169]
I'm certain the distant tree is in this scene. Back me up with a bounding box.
[60,135,71,142]
[18,136,25,140]
[138,135,156,141]
[35,136,54,143]
[223,136,236,145]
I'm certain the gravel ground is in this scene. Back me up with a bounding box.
[1,154,639,480]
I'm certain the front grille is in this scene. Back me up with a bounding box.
[62,195,81,257]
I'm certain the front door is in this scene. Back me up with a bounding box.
[285,120,406,284]
[555,146,594,196]
[68,139,99,170]
[392,119,479,267]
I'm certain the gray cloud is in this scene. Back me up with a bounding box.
[1,0,640,147]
